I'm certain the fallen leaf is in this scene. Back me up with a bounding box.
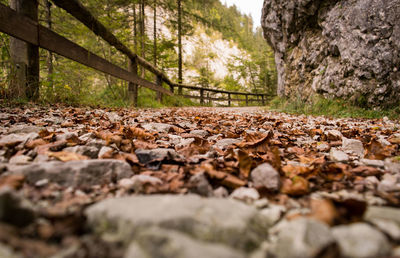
[281,176,309,196]
[47,151,89,162]
[238,150,253,178]
[308,199,337,226]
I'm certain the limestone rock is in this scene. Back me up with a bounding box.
[261,0,400,107]
[251,163,281,191]
[63,145,99,159]
[189,130,209,138]
[9,160,133,188]
[332,223,391,258]
[135,148,182,167]
[329,149,349,162]
[342,138,364,157]
[124,228,244,258]
[0,133,38,147]
[85,194,270,251]
[269,218,335,258]
[188,173,213,197]
[364,206,400,226]
[142,123,172,133]
[230,187,260,204]
[215,138,241,150]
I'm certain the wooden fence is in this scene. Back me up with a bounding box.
[0,0,272,107]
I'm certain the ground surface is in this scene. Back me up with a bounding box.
[0,106,400,258]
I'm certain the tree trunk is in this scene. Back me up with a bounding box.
[140,0,146,77]
[9,0,39,100]
[177,0,183,94]
[45,0,53,90]
[133,3,138,53]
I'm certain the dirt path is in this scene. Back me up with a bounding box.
[0,105,400,257]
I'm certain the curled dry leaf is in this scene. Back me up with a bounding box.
[238,150,253,179]
[365,139,396,160]
[237,131,273,154]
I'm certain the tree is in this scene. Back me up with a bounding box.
[177,0,183,93]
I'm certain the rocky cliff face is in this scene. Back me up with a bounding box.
[261,0,400,107]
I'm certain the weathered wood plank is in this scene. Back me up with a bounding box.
[181,95,262,103]
[0,4,172,96]
[176,83,271,97]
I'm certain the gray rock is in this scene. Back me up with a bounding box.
[385,158,400,173]
[168,135,194,148]
[106,112,121,123]
[251,163,281,191]
[85,194,270,251]
[213,186,229,198]
[259,205,286,227]
[368,218,400,241]
[332,223,391,258]
[55,132,78,142]
[63,145,99,159]
[8,155,31,164]
[342,138,364,157]
[325,130,343,141]
[0,133,38,147]
[262,0,400,107]
[269,218,335,258]
[215,138,241,150]
[188,173,213,197]
[124,228,244,258]
[316,143,330,152]
[364,206,400,226]
[377,173,400,192]
[9,160,133,188]
[135,148,182,168]
[189,130,209,138]
[8,125,43,134]
[142,123,172,133]
[230,187,260,204]
[131,175,162,192]
[0,243,21,258]
[118,178,134,190]
[360,159,385,168]
[329,149,349,162]
[98,146,114,158]
[0,187,36,227]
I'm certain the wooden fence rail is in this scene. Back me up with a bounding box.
[0,0,273,107]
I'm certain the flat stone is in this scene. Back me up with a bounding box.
[124,228,244,258]
[384,158,400,173]
[63,145,99,159]
[325,130,343,141]
[189,130,209,138]
[230,187,260,204]
[118,178,135,190]
[8,125,43,134]
[0,188,36,227]
[106,112,121,123]
[377,173,400,192]
[98,146,114,158]
[85,194,270,252]
[142,123,172,133]
[215,138,241,150]
[131,175,162,192]
[368,218,400,241]
[360,159,385,168]
[188,173,213,197]
[251,163,281,191]
[316,143,330,152]
[269,218,335,258]
[364,206,400,226]
[329,149,349,162]
[332,223,391,258]
[342,138,364,157]
[8,155,31,165]
[259,205,286,227]
[0,133,38,147]
[135,148,182,168]
[8,160,133,188]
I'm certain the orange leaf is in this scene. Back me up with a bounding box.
[308,199,337,226]
[238,150,253,178]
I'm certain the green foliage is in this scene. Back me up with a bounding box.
[268,96,400,120]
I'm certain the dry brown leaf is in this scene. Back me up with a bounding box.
[281,176,309,196]
[365,139,396,160]
[48,151,89,162]
[0,174,25,190]
[238,150,253,179]
[282,164,313,178]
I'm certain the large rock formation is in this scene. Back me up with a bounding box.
[261,0,400,107]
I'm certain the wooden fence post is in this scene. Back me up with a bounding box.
[128,57,138,107]
[228,93,231,107]
[262,95,265,106]
[9,0,39,100]
[245,95,249,106]
[169,84,174,94]
[178,85,183,95]
[200,88,204,105]
[156,75,163,102]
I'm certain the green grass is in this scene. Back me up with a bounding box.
[267,96,400,120]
